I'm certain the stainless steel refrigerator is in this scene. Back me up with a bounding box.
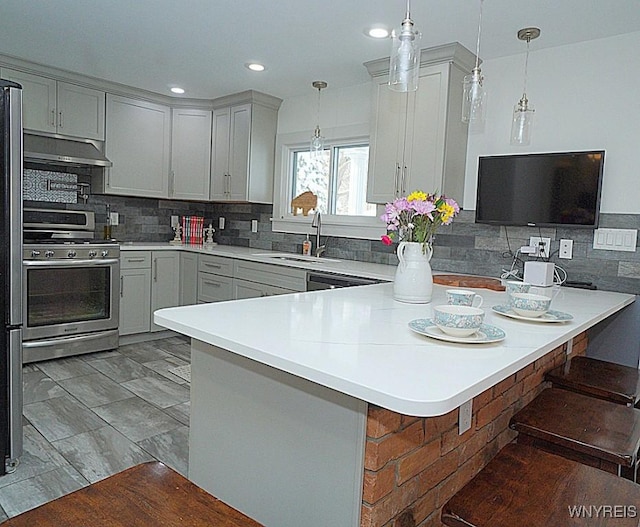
[0,79,23,474]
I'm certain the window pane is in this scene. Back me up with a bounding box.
[334,145,376,216]
[292,150,330,213]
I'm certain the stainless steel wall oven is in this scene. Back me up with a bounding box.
[22,208,119,363]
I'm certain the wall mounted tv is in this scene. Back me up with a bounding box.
[475,150,604,228]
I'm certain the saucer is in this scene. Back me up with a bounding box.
[491,305,573,323]
[408,319,506,344]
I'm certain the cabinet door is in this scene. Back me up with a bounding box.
[404,67,447,195]
[2,68,56,134]
[234,279,293,299]
[227,104,251,200]
[105,94,170,198]
[366,80,408,203]
[151,251,180,332]
[171,108,212,200]
[179,252,198,306]
[119,268,152,336]
[57,82,105,140]
[210,107,231,200]
[198,273,234,303]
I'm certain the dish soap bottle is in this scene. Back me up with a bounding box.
[302,234,312,256]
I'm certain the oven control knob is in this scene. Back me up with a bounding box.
[67,250,77,258]
[88,250,97,258]
[45,250,55,258]
[101,250,109,258]
[31,250,40,258]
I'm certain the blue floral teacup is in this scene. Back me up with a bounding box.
[510,292,552,318]
[433,305,485,337]
[446,289,483,308]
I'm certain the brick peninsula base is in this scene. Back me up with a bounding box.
[361,332,588,527]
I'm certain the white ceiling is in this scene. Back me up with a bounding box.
[2,0,639,100]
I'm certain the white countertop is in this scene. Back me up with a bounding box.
[120,242,396,282]
[155,282,635,417]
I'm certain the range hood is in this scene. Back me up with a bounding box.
[24,134,112,168]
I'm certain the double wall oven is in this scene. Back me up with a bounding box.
[22,208,120,363]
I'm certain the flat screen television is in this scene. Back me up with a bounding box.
[475,150,604,228]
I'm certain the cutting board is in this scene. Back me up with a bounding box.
[433,274,505,291]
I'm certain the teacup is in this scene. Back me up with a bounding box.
[433,305,485,337]
[446,289,483,308]
[505,280,532,295]
[509,292,552,318]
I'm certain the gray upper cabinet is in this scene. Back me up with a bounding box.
[1,68,105,140]
[210,91,282,203]
[170,108,212,201]
[364,43,475,205]
[102,94,171,198]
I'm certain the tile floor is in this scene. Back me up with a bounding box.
[0,335,191,521]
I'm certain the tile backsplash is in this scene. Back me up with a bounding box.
[25,192,640,295]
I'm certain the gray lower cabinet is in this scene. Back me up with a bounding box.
[119,250,180,336]
[119,252,152,336]
[179,252,198,306]
[198,254,234,303]
[233,260,306,299]
[150,251,180,332]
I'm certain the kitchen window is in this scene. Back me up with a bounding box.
[272,124,384,239]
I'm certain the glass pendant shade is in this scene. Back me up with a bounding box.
[510,96,534,145]
[462,68,487,129]
[310,125,324,156]
[388,17,421,92]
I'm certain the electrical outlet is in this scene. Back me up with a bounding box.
[559,239,573,259]
[529,236,551,258]
[251,219,258,233]
[109,212,119,226]
[458,400,472,435]
[170,215,179,228]
[219,217,225,230]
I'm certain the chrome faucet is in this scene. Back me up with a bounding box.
[311,210,325,257]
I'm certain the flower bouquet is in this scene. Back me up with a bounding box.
[380,190,460,251]
[380,190,460,303]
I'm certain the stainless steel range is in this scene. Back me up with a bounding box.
[22,208,119,363]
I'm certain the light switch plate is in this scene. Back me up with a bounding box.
[219,217,225,230]
[593,228,637,252]
[109,212,119,226]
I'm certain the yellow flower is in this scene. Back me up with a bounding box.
[438,202,456,223]
[407,190,427,202]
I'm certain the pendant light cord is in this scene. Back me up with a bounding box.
[522,37,531,98]
[473,0,484,72]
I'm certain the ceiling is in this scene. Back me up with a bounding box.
[2,0,639,101]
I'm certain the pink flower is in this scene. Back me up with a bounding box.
[381,235,393,246]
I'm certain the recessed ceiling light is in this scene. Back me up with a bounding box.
[246,62,266,72]
[170,87,185,94]
[366,26,390,39]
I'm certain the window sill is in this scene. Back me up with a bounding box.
[271,215,384,241]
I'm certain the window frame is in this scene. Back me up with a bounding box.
[272,124,384,240]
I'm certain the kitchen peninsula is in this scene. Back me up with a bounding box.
[155,282,634,527]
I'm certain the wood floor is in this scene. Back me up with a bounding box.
[0,335,191,521]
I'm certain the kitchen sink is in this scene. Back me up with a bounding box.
[252,253,342,264]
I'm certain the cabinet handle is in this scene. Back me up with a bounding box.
[50,109,56,127]
[204,263,221,269]
[203,280,221,287]
[126,258,146,263]
[153,258,158,282]
[58,111,63,128]
[170,170,175,195]
[120,276,124,298]
[401,166,407,195]
[394,164,401,197]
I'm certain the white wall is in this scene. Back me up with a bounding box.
[464,31,640,213]
[277,31,640,214]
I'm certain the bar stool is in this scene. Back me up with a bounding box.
[545,356,640,407]
[509,387,640,481]
[442,443,640,527]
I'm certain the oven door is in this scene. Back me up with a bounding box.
[23,257,120,341]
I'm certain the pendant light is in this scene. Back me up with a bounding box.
[310,81,327,157]
[461,0,487,131]
[388,0,421,92]
[510,27,540,145]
